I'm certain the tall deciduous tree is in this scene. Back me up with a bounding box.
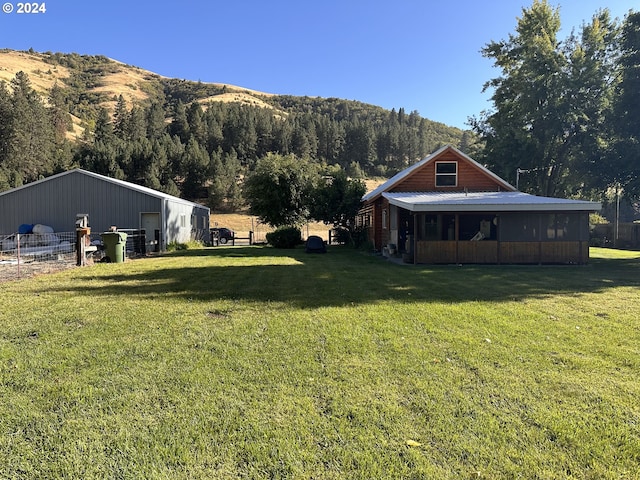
[309,169,366,229]
[472,1,619,197]
[612,12,640,197]
[243,153,315,227]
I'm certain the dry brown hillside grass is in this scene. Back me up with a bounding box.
[0,51,70,92]
[0,51,155,106]
[0,50,282,132]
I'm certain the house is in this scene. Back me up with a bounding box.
[359,145,601,265]
[0,169,210,250]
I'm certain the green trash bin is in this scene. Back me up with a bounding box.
[101,231,128,263]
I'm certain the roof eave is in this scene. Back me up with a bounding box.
[387,198,602,212]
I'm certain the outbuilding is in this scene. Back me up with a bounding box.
[0,169,210,251]
[359,145,601,265]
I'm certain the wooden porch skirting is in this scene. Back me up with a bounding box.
[415,241,589,265]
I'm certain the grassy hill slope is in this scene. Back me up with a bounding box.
[0,49,466,140]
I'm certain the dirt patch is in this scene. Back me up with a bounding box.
[0,257,77,283]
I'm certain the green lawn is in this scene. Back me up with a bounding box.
[1,246,639,479]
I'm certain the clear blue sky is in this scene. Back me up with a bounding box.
[0,0,634,129]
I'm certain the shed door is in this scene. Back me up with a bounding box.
[141,212,161,252]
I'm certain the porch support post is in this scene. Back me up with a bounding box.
[496,215,501,265]
[413,213,418,265]
[455,213,460,264]
[538,214,543,265]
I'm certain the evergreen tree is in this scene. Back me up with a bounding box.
[316,117,344,165]
[181,137,210,199]
[204,105,225,154]
[169,101,190,143]
[146,101,166,140]
[49,82,73,143]
[7,72,55,185]
[94,106,115,144]
[128,106,147,141]
[142,139,166,191]
[113,95,128,139]
[0,82,12,168]
[186,102,205,144]
[208,148,244,211]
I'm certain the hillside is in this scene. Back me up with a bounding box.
[0,49,465,137]
[0,49,473,203]
[0,50,284,119]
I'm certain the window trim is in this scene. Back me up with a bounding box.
[435,161,458,187]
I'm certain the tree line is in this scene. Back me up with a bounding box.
[0,65,465,213]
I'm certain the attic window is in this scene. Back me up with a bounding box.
[435,161,457,187]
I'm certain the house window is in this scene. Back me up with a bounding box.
[382,209,387,229]
[435,161,457,187]
[180,214,186,228]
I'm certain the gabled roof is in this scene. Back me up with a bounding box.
[0,169,207,209]
[362,145,516,203]
[383,191,601,212]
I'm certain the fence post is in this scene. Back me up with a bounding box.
[141,229,147,255]
[249,231,253,245]
[16,233,20,276]
[76,229,84,266]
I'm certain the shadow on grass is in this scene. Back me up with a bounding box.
[55,246,640,308]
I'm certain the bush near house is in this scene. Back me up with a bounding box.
[265,226,303,248]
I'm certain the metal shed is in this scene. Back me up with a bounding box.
[0,169,210,251]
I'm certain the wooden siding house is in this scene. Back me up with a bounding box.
[359,145,601,265]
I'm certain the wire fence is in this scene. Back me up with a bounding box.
[0,227,342,281]
[0,231,78,281]
[0,230,155,281]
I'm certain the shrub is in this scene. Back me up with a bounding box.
[332,226,369,248]
[266,227,302,249]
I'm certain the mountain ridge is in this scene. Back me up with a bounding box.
[0,49,465,134]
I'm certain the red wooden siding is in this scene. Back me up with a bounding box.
[391,151,507,192]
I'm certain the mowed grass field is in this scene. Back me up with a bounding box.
[1,246,639,479]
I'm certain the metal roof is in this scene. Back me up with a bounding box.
[0,169,206,209]
[383,191,601,212]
